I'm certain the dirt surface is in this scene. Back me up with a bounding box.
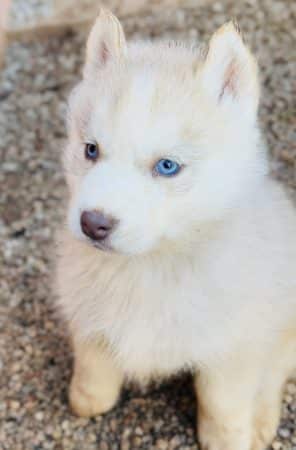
[0,1,295,449]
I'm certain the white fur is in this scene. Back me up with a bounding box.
[57,10,296,450]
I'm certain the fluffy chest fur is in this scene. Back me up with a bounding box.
[58,245,232,378]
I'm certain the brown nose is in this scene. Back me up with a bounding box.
[80,210,115,241]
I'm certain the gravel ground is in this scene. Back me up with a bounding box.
[1,1,296,449]
[8,0,54,29]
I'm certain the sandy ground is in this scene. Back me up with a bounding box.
[0,0,296,449]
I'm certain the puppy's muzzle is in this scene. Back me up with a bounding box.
[80,210,116,242]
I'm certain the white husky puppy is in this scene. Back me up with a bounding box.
[57,9,296,450]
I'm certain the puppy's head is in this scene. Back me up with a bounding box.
[65,9,264,255]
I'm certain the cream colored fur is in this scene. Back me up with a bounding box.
[56,9,296,450]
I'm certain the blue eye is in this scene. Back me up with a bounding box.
[154,159,181,177]
[85,142,99,161]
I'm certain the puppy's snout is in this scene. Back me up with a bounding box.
[80,210,116,241]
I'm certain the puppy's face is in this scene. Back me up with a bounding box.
[65,10,262,255]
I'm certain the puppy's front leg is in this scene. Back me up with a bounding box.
[195,354,261,450]
[69,335,123,417]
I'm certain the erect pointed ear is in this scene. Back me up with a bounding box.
[83,8,126,78]
[200,22,259,119]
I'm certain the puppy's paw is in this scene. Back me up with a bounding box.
[198,417,251,450]
[69,377,119,417]
[251,408,280,450]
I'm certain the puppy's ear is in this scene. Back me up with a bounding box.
[200,22,259,120]
[83,8,126,78]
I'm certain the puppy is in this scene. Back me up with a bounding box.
[57,9,296,450]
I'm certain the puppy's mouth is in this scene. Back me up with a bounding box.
[90,239,113,253]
